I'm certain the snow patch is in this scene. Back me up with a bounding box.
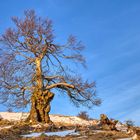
[0,125,13,130]
[0,112,29,121]
[22,129,80,138]
[0,112,97,126]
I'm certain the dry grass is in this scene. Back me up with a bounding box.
[0,119,14,126]
[0,123,32,140]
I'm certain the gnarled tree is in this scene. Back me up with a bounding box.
[0,10,101,123]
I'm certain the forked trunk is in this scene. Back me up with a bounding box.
[27,58,54,124]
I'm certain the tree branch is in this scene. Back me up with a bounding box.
[46,82,74,90]
[43,75,65,81]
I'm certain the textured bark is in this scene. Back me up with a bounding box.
[28,90,54,123]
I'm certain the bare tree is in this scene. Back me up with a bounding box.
[77,111,90,120]
[0,10,101,124]
[125,120,135,127]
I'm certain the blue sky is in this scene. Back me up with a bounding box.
[0,0,140,125]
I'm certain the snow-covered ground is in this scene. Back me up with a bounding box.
[0,112,97,138]
[0,112,134,139]
[50,114,97,126]
[0,112,29,121]
[22,129,80,138]
[0,112,97,126]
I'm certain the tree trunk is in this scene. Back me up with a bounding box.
[27,58,54,124]
[28,90,54,123]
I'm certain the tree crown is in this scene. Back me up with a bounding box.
[0,10,101,109]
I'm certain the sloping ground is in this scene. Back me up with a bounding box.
[50,114,97,126]
[0,112,139,140]
[0,112,97,126]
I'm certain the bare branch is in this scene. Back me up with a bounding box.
[46,83,75,90]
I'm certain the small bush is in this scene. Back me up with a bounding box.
[7,108,13,112]
[125,120,135,127]
[77,111,90,120]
